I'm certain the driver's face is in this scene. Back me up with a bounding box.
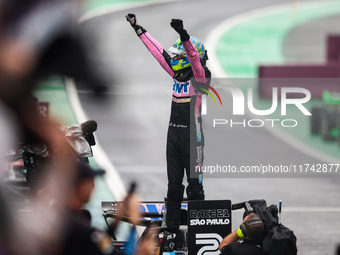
[174,55,184,60]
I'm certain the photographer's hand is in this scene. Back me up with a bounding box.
[136,226,159,255]
[219,214,254,252]
[219,230,239,252]
[243,214,252,223]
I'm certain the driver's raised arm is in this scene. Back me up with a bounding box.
[126,13,174,77]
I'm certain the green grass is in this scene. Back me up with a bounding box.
[218,0,340,77]
[217,0,340,159]
[34,76,77,126]
[83,0,167,13]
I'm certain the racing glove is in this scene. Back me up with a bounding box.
[126,13,147,36]
[170,19,190,42]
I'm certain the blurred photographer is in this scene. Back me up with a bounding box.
[219,213,264,255]
[22,119,98,196]
[61,163,157,255]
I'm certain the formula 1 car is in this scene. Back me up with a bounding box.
[102,198,295,255]
[101,199,263,255]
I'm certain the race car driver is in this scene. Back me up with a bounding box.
[126,14,211,232]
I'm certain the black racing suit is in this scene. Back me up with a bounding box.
[221,239,264,255]
[136,28,211,230]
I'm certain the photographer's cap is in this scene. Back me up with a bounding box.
[76,162,105,181]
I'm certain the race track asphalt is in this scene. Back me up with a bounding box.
[77,0,340,254]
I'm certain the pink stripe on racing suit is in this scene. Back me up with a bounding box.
[139,32,210,131]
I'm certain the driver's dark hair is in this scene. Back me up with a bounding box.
[244,213,264,240]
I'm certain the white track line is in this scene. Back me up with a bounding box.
[66,78,127,200]
[205,0,340,164]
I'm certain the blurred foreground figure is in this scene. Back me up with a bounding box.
[0,0,107,254]
[0,0,105,160]
[60,162,120,255]
[0,0,107,105]
[61,163,158,255]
